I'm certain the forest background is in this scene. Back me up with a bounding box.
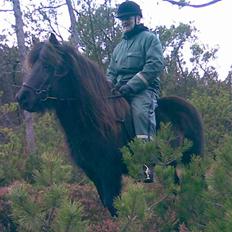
[0,0,232,231]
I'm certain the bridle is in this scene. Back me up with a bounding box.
[22,71,77,102]
[22,82,58,102]
[22,67,123,102]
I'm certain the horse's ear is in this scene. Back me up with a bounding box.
[49,33,60,46]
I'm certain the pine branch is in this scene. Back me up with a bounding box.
[42,207,56,232]
[30,3,67,15]
[147,194,169,211]
[120,214,137,232]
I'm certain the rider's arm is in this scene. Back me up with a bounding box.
[126,33,165,93]
[106,52,117,85]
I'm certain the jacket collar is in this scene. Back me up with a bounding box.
[123,24,148,40]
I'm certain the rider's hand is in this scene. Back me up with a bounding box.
[111,82,121,94]
[119,84,134,98]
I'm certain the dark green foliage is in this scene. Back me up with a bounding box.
[158,23,220,98]
[53,200,88,232]
[176,156,208,230]
[76,0,122,68]
[0,46,21,107]
[122,123,192,181]
[0,195,17,232]
[114,182,152,232]
[10,184,44,231]
[203,135,232,232]
[9,152,88,232]
[116,123,204,231]
[191,82,232,156]
[0,127,24,185]
[33,152,72,186]
[114,82,232,231]
[34,113,65,154]
[0,99,25,185]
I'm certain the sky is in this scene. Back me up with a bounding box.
[0,0,231,79]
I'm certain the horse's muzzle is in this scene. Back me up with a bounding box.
[16,87,37,112]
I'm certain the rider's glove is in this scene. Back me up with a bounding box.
[119,84,134,98]
[111,82,121,94]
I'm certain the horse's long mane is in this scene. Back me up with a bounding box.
[65,46,129,138]
[27,40,129,138]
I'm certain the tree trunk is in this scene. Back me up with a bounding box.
[65,0,80,47]
[86,0,103,67]
[12,0,36,154]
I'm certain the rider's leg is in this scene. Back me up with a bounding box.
[130,89,158,182]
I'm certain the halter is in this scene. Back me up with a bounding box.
[22,73,77,102]
[22,64,124,103]
[22,82,56,101]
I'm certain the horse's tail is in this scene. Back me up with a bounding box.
[156,96,204,164]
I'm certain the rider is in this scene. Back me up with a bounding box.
[107,1,165,182]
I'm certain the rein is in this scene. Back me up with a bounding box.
[23,82,122,102]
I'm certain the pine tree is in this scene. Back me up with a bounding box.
[116,123,207,231]
[9,152,88,232]
[204,135,232,232]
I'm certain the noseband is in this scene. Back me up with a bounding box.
[22,73,77,102]
[22,70,122,102]
[22,82,57,102]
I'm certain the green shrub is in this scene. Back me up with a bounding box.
[9,152,88,232]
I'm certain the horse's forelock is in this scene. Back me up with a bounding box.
[28,41,66,68]
[41,42,65,66]
[27,42,44,67]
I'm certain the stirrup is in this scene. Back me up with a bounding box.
[143,164,154,183]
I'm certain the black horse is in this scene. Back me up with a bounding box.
[16,34,204,216]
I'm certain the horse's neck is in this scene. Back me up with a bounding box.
[55,103,108,142]
[56,104,87,139]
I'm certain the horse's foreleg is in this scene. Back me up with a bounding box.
[98,174,122,217]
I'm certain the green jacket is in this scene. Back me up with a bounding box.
[107,27,164,96]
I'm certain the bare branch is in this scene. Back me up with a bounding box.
[0,9,13,12]
[100,28,112,42]
[72,8,80,16]
[30,3,66,15]
[163,0,223,8]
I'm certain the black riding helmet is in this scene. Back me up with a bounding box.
[116,1,142,19]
